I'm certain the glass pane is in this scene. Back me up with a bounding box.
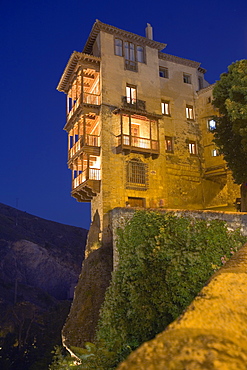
[129,43,135,61]
[115,38,123,56]
[124,42,129,60]
[131,87,136,102]
[137,46,144,62]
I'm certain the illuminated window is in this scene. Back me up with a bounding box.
[165,136,174,153]
[186,105,194,120]
[208,119,216,131]
[126,84,137,104]
[188,141,197,155]
[159,67,168,78]
[212,149,219,157]
[126,159,148,189]
[183,73,192,84]
[161,101,170,115]
[115,38,123,56]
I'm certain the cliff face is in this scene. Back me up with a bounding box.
[62,244,113,348]
[0,202,88,369]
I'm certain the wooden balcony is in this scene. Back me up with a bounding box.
[71,168,100,202]
[116,134,159,156]
[81,134,100,155]
[68,135,100,161]
[122,96,146,112]
[66,93,101,124]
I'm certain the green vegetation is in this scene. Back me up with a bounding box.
[50,211,247,369]
[212,59,247,210]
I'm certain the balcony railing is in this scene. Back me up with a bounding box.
[69,139,81,159]
[72,168,100,189]
[69,135,100,160]
[117,134,159,154]
[83,93,100,105]
[85,134,100,147]
[122,96,146,111]
[125,60,138,72]
[67,99,80,121]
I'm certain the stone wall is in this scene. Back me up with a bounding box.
[110,207,247,268]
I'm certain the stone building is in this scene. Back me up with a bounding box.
[57,20,239,244]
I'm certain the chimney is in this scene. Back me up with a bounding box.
[145,23,153,40]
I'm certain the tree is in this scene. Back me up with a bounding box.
[212,59,247,211]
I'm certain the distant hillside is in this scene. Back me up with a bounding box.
[0,202,88,369]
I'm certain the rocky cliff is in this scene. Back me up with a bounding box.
[0,202,88,369]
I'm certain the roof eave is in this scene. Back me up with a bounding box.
[83,20,167,54]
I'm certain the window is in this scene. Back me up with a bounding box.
[165,136,174,153]
[212,149,219,157]
[183,73,192,84]
[208,119,216,131]
[161,101,170,115]
[115,38,123,56]
[159,67,168,78]
[136,46,144,63]
[188,141,197,155]
[186,105,194,120]
[207,97,212,104]
[127,197,145,207]
[126,159,148,189]
[126,84,137,104]
[114,38,145,71]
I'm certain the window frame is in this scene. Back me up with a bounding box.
[212,149,219,157]
[207,118,216,131]
[188,140,197,156]
[198,76,203,90]
[186,105,194,120]
[114,37,145,71]
[126,84,137,104]
[183,73,192,84]
[159,67,169,78]
[165,136,174,153]
[126,159,148,190]
[161,101,170,116]
[114,38,123,56]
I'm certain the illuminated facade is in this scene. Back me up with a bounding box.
[57,20,239,243]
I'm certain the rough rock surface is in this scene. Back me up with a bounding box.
[62,243,113,348]
[0,202,88,299]
[117,243,247,370]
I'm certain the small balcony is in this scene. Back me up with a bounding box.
[69,135,100,161]
[66,93,101,122]
[122,96,146,112]
[72,168,101,202]
[116,134,159,155]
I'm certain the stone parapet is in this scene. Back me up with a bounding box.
[110,207,247,268]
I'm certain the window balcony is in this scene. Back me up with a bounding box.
[66,93,101,123]
[69,135,100,160]
[116,134,159,155]
[122,96,146,111]
[72,168,101,202]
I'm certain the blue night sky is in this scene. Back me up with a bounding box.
[1,0,247,229]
